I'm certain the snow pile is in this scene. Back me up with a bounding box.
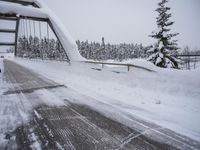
[12,58,200,141]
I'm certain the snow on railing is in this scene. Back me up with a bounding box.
[84,61,155,72]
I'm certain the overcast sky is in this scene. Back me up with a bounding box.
[43,0,200,49]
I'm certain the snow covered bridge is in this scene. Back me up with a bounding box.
[0,0,84,62]
[0,0,157,73]
[1,1,200,149]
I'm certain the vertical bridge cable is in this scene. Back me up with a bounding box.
[25,18,29,54]
[23,19,27,54]
[29,20,32,36]
[15,17,20,56]
[22,19,25,38]
[33,21,36,38]
[39,21,43,60]
[25,18,29,43]
[29,19,32,57]
[47,22,50,59]
[19,19,23,57]
[33,20,36,56]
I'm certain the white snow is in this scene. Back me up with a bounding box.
[0,1,47,18]
[10,58,200,142]
[34,110,43,120]
[159,52,164,58]
[29,133,42,150]
[155,56,162,65]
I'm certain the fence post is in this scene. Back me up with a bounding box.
[128,65,130,71]
[102,63,104,68]
[188,56,190,70]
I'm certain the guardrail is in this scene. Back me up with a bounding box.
[84,61,155,72]
[174,55,200,70]
[172,54,200,57]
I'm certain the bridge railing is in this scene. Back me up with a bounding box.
[83,61,155,72]
[173,54,200,70]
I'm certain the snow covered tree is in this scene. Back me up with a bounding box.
[101,37,105,49]
[148,0,179,68]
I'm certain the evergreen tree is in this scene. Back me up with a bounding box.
[101,37,105,49]
[49,39,56,59]
[55,40,61,58]
[33,37,40,57]
[148,0,179,68]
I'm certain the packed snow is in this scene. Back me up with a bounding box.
[4,57,199,142]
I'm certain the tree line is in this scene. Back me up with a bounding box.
[16,36,152,61]
[17,36,69,61]
[15,35,200,62]
[76,38,152,61]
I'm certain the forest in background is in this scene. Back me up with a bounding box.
[6,36,199,63]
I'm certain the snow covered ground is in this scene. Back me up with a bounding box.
[3,57,200,142]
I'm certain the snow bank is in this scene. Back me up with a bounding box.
[12,58,200,141]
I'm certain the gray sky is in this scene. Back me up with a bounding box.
[43,0,200,49]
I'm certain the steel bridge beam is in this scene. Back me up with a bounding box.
[0,42,15,46]
[0,0,39,8]
[0,29,16,33]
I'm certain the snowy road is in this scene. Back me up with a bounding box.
[1,59,200,150]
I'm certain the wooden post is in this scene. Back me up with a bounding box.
[14,17,20,56]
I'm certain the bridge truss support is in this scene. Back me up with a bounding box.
[0,0,84,62]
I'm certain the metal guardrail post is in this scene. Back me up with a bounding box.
[128,65,130,71]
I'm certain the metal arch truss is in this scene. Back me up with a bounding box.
[0,0,39,8]
[0,0,69,61]
[0,13,68,61]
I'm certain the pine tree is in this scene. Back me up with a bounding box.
[101,37,105,49]
[148,0,179,68]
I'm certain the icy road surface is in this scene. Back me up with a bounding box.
[0,59,200,150]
